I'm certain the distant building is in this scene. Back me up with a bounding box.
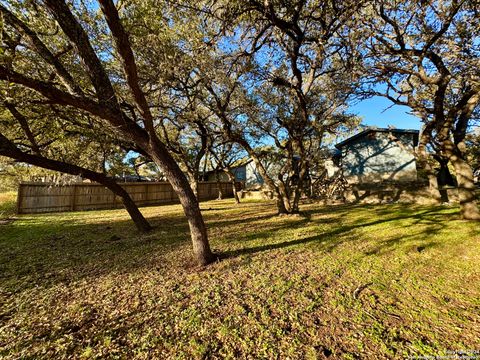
[204,160,265,188]
[335,128,419,183]
[204,154,292,189]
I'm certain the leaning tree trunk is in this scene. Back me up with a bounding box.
[149,139,215,265]
[0,135,152,232]
[450,152,480,220]
[104,180,152,232]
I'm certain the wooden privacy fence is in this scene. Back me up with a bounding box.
[17,181,234,214]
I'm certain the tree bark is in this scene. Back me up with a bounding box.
[291,156,309,213]
[187,172,199,200]
[451,156,480,220]
[111,184,152,232]
[225,170,240,203]
[444,140,480,220]
[148,138,216,265]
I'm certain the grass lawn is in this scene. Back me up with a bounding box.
[0,199,479,359]
[0,191,17,220]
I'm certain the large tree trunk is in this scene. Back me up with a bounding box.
[149,139,215,265]
[100,0,215,263]
[449,150,480,220]
[441,139,480,220]
[276,180,292,214]
[291,157,309,213]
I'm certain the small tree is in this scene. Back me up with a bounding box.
[209,141,247,204]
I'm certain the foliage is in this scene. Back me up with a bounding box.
[1,200,479,358]
[197,0,363,213]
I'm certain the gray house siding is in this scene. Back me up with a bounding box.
[205,163,250,183]
[205,160,274,188]
[337,130,418,184]
[234,165,247,182]
[245,161,264,187]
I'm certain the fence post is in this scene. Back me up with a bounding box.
[16,183,23,214]
[71,184,77,211]
[144,183,148,205]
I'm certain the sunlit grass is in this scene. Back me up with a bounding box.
[0,199,479,359]
[0,192,17,219]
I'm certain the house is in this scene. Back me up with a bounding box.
[204,151,293,189]
[335,127,419,184]
[204,159,265,188]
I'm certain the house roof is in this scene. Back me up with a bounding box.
[335,127,420,149]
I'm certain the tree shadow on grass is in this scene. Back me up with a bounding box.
[0,201,284,292]
[221,205,455,259]
[0,201,463,294]
[0,211,194,292]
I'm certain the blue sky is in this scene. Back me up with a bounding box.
[349,96,421,130]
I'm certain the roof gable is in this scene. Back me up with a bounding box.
[335,128,419,149]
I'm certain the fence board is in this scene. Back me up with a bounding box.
[17,181,234,214]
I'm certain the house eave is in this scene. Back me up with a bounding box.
[335,128,420,149]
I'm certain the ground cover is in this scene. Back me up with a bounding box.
[0,198,479,359]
